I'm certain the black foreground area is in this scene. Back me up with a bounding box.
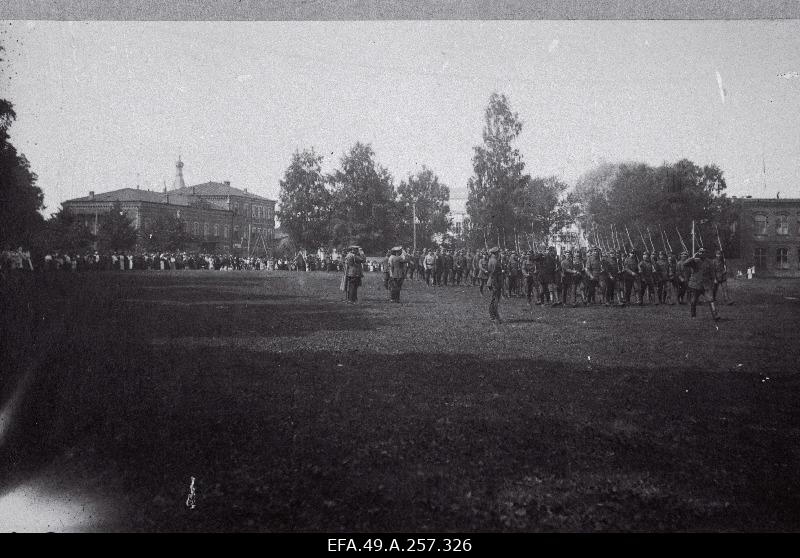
[1,271,799,532]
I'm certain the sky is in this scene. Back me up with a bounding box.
[1,20,799,216]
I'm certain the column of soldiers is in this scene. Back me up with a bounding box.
[473,244,732,323]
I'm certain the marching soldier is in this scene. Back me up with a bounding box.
[680,248,720,322]
[713,249,733,305]
[622,247,639,305]
[541,246,560,306]
[638,251,657,305]
[560,249,579,307]
[585,247,602,305]
[676,250,690,303]
[424,249,435,286]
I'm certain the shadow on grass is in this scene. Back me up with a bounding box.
[2,272,799,532]
[2,339,799,532]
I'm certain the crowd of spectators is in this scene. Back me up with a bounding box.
[1,247,390,274]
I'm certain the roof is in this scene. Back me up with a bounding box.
[170,182,275,203]
[734,197,800,204]
[64,188,224,210]
[65,188,192,206]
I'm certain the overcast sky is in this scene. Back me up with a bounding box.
[2,20,799,214]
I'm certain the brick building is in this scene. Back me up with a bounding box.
[733,196,800,277]
[62,157,276,254]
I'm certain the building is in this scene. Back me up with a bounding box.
[733,196,800,277]
[62,157,276,254]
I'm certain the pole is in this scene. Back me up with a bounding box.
[412,200,417,254]
[692,220,696,255]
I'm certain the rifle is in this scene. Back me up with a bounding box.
[624,225,635,255]
[635,225,648,254]
[659,224,671,253]
[675,226,689,253]
[647,226,657,254]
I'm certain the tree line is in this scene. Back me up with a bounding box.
[277,143,452,255]
[2,78,736,257]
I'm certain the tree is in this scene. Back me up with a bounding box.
[97,201,138,252]
[574,159,735,254]
[143,213,189,252]
[514,176,574,250]
[0,97,45,248]
[329,143,397,253]
[34,206,95,254]
[396,166,451,249]
[466,93,529,249]
[277,148,334,250]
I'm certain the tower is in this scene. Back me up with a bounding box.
[173,155,186,190]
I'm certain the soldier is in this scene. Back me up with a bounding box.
[464,250,473,286]
[665,252,679,305]
[676,250,690,303]
[622,248,639,304]
[541,246,560,306]
[478,250,490,295]
[600,249,617,306]
[637,251,658,305]
[487,246,504,330]
[387,246,408,303]
[654,251,669,304]
[522,250,538,311]
[712,250,733,305]
[424,248,435,286]
[585,247,602,305]
[560,249,579,307]
[577,250,589,305]
[471,250,481,286]
[344,245,366,303]
[441,249,452,286]
[382,250,391,295]
[681,248,720,321]
[453,250,463,285]
[434,248,444,286]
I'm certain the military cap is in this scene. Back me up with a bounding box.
[489,246,500,254]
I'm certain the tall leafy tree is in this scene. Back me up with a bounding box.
[277,148,333,250]
[466,93,529,249]
[396,166,451,249]
[144,213,188,252]
[0,96,45,248]
[34,206,95,253]
[329,142,397,253]
[97,201,138,252]
[575,159,734,254]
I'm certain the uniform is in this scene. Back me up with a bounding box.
[345,248,366,303]
[487,248,503,323]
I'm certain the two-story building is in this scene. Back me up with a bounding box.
[62,157,276,254]
[733,196,800,277]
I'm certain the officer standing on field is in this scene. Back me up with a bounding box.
[487,246,503,329]
[387,246,408,303]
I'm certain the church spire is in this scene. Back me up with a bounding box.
[173,155,186,190]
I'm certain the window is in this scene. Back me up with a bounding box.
[252,205,257,218]
[182,221,188,233]
[233,226,240,240]
[214,224,220,237]
[776,214,789,235]
[224,225,229,239]
[754,214,767,235]
[754,247,768,269]
[193,222,199,235]
[776,247,789,269]
[203,223,209,237]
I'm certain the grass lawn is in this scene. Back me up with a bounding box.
[1,270,799,532]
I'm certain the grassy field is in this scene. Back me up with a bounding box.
[1,270,799,532]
